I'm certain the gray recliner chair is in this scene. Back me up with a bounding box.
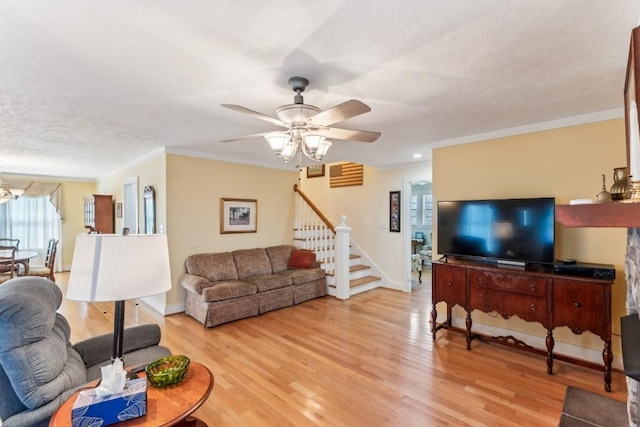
[0,276,171,427]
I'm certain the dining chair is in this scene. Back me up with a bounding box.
[0,238,27,276]
[27,238,58,282]
[0,245,18,284]
[0,238,20,250]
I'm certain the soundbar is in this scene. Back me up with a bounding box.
[553,261,616,280]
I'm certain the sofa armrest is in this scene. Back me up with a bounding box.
[72,324,163,368]
[179,272,211,294]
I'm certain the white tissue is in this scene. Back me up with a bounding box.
[94,358,127,397]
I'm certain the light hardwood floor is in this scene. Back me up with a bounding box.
[55,271,627,427]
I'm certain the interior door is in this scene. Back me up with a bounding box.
[123,177,138,234]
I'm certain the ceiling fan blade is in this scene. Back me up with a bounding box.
[220,131,275,142]
[221,104,288,127]
[315,127,381,143]
[307,100,371,127]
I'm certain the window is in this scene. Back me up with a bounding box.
[0,196,62,268]
[422,194,432,227]
[410,195,418,226]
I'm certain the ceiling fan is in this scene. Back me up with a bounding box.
[221,76,381,164]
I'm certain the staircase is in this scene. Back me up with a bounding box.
[293,184,382,298]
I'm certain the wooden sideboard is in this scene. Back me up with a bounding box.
[83,194,114,234]
[431,259,613,391]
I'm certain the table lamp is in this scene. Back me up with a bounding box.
[67,233,172,364]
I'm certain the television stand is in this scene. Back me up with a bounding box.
[431,259,613,392]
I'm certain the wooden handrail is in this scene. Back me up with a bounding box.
[293,184,335,233]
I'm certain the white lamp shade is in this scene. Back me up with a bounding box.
[279,140,298,161]
[316,140,332,157]
[303,134,325,149]
[10,189,24,197]
[67,234,172,302]
[265,133,291,151]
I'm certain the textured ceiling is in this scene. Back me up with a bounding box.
[1,1,639,179]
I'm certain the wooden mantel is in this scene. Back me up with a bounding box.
[556,203,640,228]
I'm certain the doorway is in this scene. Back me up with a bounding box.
[409,181,432,290]
[123,176,138,234]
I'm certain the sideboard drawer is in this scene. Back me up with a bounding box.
[503,293,548,325]
[433,263,467,306]
[553,279,606,337]
[468,270,547,297]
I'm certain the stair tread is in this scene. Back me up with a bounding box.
[328,275,381,288]
[350,264,369,272]
[349,275,381,288]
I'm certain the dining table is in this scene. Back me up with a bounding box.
[0,250,39,275]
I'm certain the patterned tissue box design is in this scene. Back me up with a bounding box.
[71,377,147,427]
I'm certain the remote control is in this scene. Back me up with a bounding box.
[129,362,150,373]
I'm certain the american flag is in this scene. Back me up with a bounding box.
[329,163,363,188]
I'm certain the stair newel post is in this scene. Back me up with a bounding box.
[335,215,351,300]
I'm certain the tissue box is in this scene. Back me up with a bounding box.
[71,377,147,427]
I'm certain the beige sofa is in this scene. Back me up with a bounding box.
[179,245,326,327]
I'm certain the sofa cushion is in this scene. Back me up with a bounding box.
[201,280,257,302]
[278,267,326,285]
[186,252,238,282]
[232,248,272,279]
[245,274,292,292]
[265,245,295,273]
[288,250,316,269]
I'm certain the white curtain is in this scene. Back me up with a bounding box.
[0,196,62,272]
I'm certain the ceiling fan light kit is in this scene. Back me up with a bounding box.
[0,178,24,205]
[221,76,380,165]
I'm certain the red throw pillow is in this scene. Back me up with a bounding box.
[288,250,316,269]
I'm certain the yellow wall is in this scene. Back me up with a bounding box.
[60,181,98,269]
[165,154,299,312]
[433,118,627,363]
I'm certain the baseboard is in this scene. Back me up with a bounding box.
[137,297,184,316]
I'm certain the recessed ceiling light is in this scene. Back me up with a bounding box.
[413,153,422,159]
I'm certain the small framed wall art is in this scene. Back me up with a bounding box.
[307,164,325,178]
[220,198,257,234]
[116,202,123,219]
[389,191,400,232]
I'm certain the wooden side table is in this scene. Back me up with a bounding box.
[49,361,214,427]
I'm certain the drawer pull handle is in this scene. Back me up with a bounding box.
[529,284,536,291]
[478,278,483,284]
[448,282,452,286]
[530,304,536,311]
[574,302,581,308]
[478,295,483,300]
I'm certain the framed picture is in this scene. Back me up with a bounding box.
[307,164,325,178]
[389,191,400,232]
[116,202,123,219]
[625,26,640,179]
[220,198,257,234]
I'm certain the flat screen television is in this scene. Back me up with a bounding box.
[437,197,555,266]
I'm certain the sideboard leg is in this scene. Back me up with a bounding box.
[466,311,472,350]
[603,341,613,392]
[546,329,554,374]
[431,302,437,340]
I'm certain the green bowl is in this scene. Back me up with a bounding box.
[145,355,190,387]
